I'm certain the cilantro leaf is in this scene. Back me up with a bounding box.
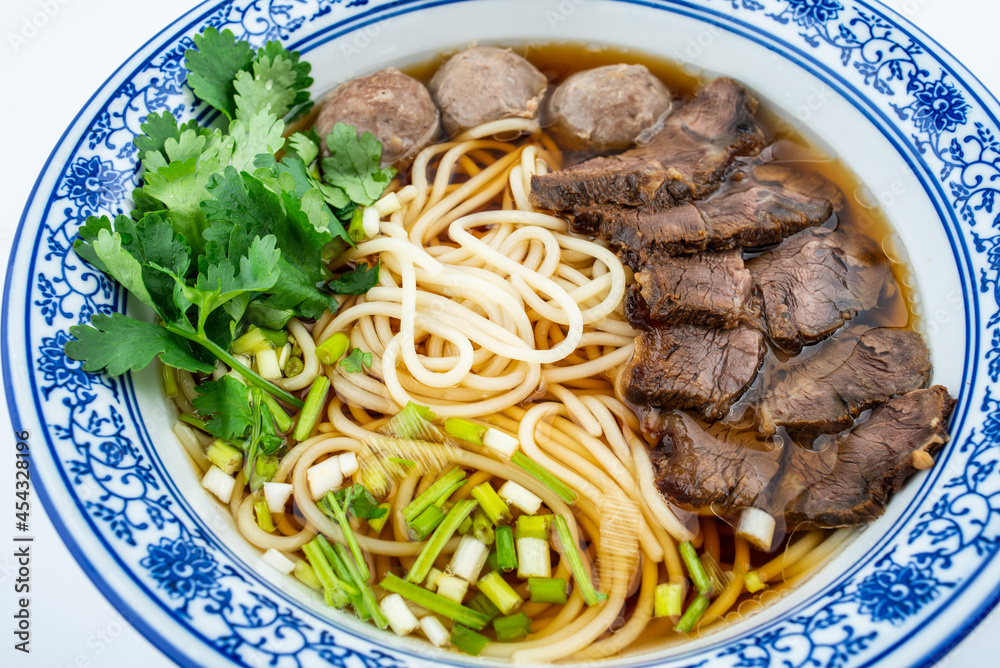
[286,130,320,166]
[65,313,214,375]
[254,41,313,118]
[340,347,373,373]
[184,27,254,120]
[229,109,286,172]
[335,484,387,520]
[321,123,396,206]
[326,262,379,295]
[192,375,253,441]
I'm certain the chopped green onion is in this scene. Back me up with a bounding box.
[679,541,713,597]
[161,364,178,397]
[485,548,500,574]
[316,332,350,366]
[302,538,353,609]
[436,574,470,602]
[402,468,466,524]
[388,457,416,467]
[284,356,304,377]
[515,515,550,540]
[254,496,275,533]
[451,623,490,656]
[495,525,517,572]
[321,491,370,581]
[261,393,293,433]
[331,541,388,629]
[467,592,501,620]
[293,375,330,441]
[744,570,766,594]
[472,508,495,545]
[493,612,532,642]
[387,401,437,439]
[458,515,473,535]
[444,418,487,446]
[471,483,512,525]
[552,515,607,606]
[294,560,322,591]
[498,480,543,515]
[527,577,567,604]
[367,503,392,534]
[206,439,242,475]
[380,593,419,636]
[232,326,271,355]
[476,571,523,615]
[674,594,711,633]
[409,504,446,541]
[450,535,491,583]
[511,452,577,505]
[178,413,208,431]
[407,498,479,584]
[654,582,684,617]
[379,573,490,629]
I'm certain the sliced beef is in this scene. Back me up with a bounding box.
[651,411,783,511]
[531,78,765,211]
[781,386,954,527]
[648,386,954,531]
[620,323,766,419]
[626,250,754,329]
[756,327,931,436]
[572,164,838,260]
[747,228,890,352]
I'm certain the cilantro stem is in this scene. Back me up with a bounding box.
[164,323,304,409]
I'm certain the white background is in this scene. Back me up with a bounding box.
[0,0,997,666]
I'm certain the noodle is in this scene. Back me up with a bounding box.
[173,119,850,662]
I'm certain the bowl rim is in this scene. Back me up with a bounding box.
[6,0,1000,666]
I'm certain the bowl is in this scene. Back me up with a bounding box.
[5,0,999,665]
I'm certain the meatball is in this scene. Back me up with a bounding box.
[546,64,672,153]
[429,46,548,136]
[314,68,439,165]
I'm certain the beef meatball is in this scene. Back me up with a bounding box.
[314,68,439,166]
[429,46,548,136]
[547,64,672,152]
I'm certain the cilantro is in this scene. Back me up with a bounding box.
[234,45,313,120]
[191,376,253,441]
[286,131,320,166]
[65,313,214,376]
[321,123,396,206]
[326,262,379,296]
[193,377,286,491]
[335,484,388,521]
[184,28,254,121]
[340,348,373,373]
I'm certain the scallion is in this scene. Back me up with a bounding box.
[261,392,293,433]
[471,508,495,545]
[511,452,577,505]
[444,417,487,446]
[293,375,330,441]
[321,491,370,581]
[331,541,388,629]
[451,623,489,656]
[527,577,567,605]
[402,467,466,524]
[367,503,392,534]
[493,612,532,642]
[449,535,491,583]
[674,594,710,633]
[495,525,517,573]
[302,538,353,609]
[379,573,490,629]
[471,482,512,525]
[407,498,479,584]
[476,571,523,615]
[316,332,350,366]
[744,570,766,593]
[654,582,684,617]
[552,514,607,606]
[294,560,322,591]
[679,541,713,597]
[467,592,501,621]
[254,496,275,533]
[206,439,242,475]
[409,504,446,541]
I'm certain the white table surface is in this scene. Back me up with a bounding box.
[1,1,998,666]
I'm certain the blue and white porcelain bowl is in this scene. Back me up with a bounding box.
[5,0,999,665]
